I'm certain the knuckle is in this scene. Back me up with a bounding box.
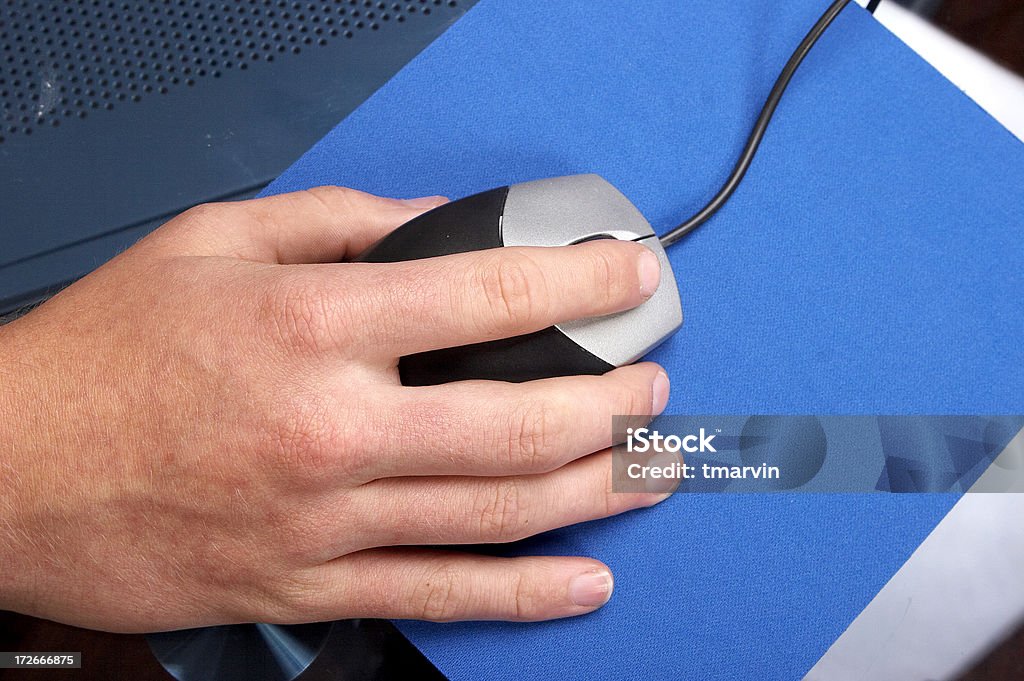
[193,541,261,593]
[475,252,547,334]
[264,391,341,483]
[300,185,357,214]
[180,201,225,226]
[164,202,227,244]
[259,274,345,352]
[476,478,527,543]
[505,397,566,472]
[412,562,464,622]
[587,244,633,308]
[261,571,331,623]
[186,542,280,623]
[603,456,618,515]
[509,571,530,620]
[619,377,650,417]
[278,501,341,563]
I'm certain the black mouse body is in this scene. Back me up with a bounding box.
[358,174,682,385]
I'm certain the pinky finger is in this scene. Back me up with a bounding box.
[289,549,615,623]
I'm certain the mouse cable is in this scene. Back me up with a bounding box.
[659,0,854,248]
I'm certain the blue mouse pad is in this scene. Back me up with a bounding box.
[262,1,1024,678]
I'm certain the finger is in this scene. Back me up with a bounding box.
[168,186,447,264]
[340,238,662,357]
[351,363,669,481]
[344,449,668,551]
[292,549,616,622]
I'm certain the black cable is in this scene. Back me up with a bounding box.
[659,0,854,248]
[866,0,882,14]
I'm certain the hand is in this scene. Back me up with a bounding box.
[0,187,670,633]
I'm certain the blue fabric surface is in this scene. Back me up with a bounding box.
[261,1,1024,678]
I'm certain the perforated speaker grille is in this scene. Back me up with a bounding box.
[0,0,457,145]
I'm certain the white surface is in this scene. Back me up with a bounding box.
[807,429,1024,680]
[856,0,1024,141]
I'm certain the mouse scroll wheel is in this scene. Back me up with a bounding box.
[571,234,618,245]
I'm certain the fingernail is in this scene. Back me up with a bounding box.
[569,569,614,608]
[645,482,677,500]
[646,487,677,503]
[652,370,670,415]
[638,248,661,298]
[644,452,681,496]
[398,195,447,208]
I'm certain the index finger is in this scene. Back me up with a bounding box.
[349,238,661,358]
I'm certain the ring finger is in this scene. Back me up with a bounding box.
[341,449,669,554]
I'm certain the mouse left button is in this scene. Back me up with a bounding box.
[556,234,681,366]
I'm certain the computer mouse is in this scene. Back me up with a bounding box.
[358,174,682,385]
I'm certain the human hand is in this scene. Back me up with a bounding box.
[0,186,670,632]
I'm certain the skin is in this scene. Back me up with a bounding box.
[0,186,671,633]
